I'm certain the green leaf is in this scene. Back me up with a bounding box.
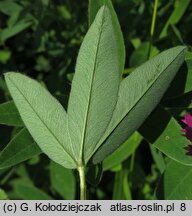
[112,169,131,200]
[161,51,192,99]
[57,5,72,20]
[0,189,8,200]
[92,46,186,164]
[86,163,103,186]
[184,51,192,93]
[67,6,120,165]
[163,91,192,112]
[0,129,41,169]
[0,20,32,43]
[129,162,146,190]
[103,132,142,171]
[0,50,11,64]
[160,0,190,39]
[112,170,125,200]
[140,107,192,166]
[89,0,103,25]
[50,162,76,199]
[153,115,192,166]
[89,0,125,74]
[12,180,52,200]
[14,164,30,180]
[123,171,132,200]
[168,25,184,45]
[5,72,77,169]
[129,42,159,67]
[156,160,192,199]
[149,144,165,174]
[0,1,22,16]
[0,77,7,91]
[0,101,23,126]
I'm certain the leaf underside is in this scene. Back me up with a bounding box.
[89,0,125,74]
[67,6,120,165]
[4,5,186,169]
[5,72,77,169]
[92,46,186,164]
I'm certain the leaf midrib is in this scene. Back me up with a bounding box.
[89,48,185,160]
[78,6,106,165]
[7,75,77,166]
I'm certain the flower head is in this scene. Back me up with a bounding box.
[181,114,192,142]
[181,127,192,141]
[182,113,192,127]
[184,144,192,156]
[181,113,192,155]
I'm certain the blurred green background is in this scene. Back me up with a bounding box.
[0,0,192,200]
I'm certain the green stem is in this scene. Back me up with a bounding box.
[78,166,87,200]
[129,142,136,172]
[129,134,138,173]
[148,0,159,59]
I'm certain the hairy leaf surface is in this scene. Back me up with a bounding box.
[92,46,186,164]
[5,73,77,169]
[89,0,125,74]
[67,6,120,164]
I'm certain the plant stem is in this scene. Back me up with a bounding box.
[129,150,136,173]
[129,133,140,173]
[148,0,159,59]
[78,166,87,200]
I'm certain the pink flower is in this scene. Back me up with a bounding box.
[181,127,192,141]
[184,144,192,155]
[182,114,192,127]
[181,114,192,155]
[181,114,192,142]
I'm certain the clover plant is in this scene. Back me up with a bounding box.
[1,1,187,199]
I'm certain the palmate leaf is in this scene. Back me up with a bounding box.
[4,6,120,168]
[5,73,77,169]
[92,46,186,164]
[67,6,120,165]
[4,5,186,170]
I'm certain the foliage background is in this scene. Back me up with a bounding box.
[0,0,192,199]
